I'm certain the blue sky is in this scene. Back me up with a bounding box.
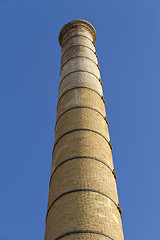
[0,0,160,239]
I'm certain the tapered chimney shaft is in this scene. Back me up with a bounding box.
[44,20,124,240]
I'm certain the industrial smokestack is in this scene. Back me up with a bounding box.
[44,19,124,240]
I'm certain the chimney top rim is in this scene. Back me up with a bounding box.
[59,20,96,47]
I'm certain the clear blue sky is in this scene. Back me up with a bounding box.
[0,0,160,239]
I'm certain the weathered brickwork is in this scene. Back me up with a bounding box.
[51,131,114,173]
[44,20,124,240]
[57,88,106,120]
[59,72,102,98]
[61,45,98,65]
[55,108,110,142]
[48,159,119,208]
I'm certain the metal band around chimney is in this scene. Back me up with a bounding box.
[97,64,100,70]
[59,70,102,86]
[62,34,93,48]
[52,128,112,154]
[61,56,99,71]
[60,69,101,85]
[55,106,108,128]
[58,86,103,105]
[54,230,116,240]
[101,96,105,104]
[49,156,117,186]
[46,189,122,221]
[104,116,109,124]
[61,44,95,59]
[95,51,98,58]
[99,77,103,85]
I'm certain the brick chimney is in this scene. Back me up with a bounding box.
[44,19,124,240]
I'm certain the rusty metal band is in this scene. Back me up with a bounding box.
[95,51,98,58]
[97,64,101,70]
[46,189,122,220]
[55,106,107,128]
[61,55,99,71]
[62,34,93,48]
[61,44,96,59]
[60,69,101,85]
[57,86,103,105]
[54,230,116,240]
[49,156,117,187]
[52,128,112,155]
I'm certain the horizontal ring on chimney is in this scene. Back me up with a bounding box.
[61,44,96,59]
[58,86,103,104]
[55,106,107,128]
[62,34,93,48]
[49,156,117,186]
[61,56,99,71]
[52,128,112,154]
[60,69,100,85]
[101,96,105,104]
[54,230,116,240]
[95,51,98,58]
[46,189,122,221]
